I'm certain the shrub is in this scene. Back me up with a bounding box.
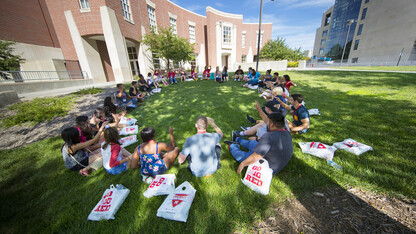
[287,61,299,67]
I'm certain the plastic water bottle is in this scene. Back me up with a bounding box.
[327,160,342,170]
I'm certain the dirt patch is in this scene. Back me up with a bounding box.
[0,88,117,150]
[250,187,416,233]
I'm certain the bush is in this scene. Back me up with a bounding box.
[71,87,104,95]
[287,61,299,67]
[1,96,75,128]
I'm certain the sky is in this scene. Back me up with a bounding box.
[169,0,335,51]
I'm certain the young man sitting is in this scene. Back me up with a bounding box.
[115,83,138,109]
[226,101,293,175]
[274,94,310,134]
[178,116,223,177]
[129,81,146,101]
[234,65,244,81]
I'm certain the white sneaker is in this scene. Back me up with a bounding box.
[234,78,236,81]
[238,79,240,81]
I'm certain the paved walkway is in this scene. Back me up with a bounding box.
[288,67,416,73]
[19,81,117,100]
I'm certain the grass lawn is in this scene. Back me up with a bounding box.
[334,65,416,72]
[1,71,415,233]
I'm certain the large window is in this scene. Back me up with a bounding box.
[322,30,328,37]
[128,47,139,76]
[79,0,90,9]
[357,24,363,35]
[242,55,246,63]
[361,8,367,20]
[242,33,246,48]
[170,18,177,35]
[189,25,196,43]
[147,6,156,30]
[319,48,325,55]
[321,39,326,45]
[354,39,360,50]
[121,0,132,21]
[223,26,231,44]
[256,32,263,48]
[324,13,331,26]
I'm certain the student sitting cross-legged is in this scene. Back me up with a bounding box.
[101,126,133,175]
[131,126,179,183]
[178,116,223,177]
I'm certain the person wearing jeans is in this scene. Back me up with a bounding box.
[230,137,258,162]
[115,83,138,110]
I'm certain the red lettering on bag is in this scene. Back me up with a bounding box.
[102,191,113,199]
[252,166,262,171]
[172,199,183,207]
[156,178,165,186]
[94,204,111,212]
[102,198,112,204]
[317,143,326,149]
[253,171,262,179]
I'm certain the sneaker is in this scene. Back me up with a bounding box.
[238,79,240,81]
[240,126,250,131]
[232,130,240,142]
[234,78,236,81]
[246,114,256,124]
[224,140,239,146]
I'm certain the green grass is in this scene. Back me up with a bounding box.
[334,65,416,71]
[1,71,416,232]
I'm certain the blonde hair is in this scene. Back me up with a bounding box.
[272,87,283,96]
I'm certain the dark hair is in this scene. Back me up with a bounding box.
[291,94,304,103]
[223,66,227,72]
[268,112,285,129]
[104,96,117,114]
[196,116,207,130]
[147,72,152,77]
[75,116,88,126]
[139,74,144,79]
[61,127,81,150]
[102,127,120,150]
[94,107,104,119]
[116,83,123,89]
[273,72,279,76]
[132,80,138,85]
[284,75,290,81]
[75,116,92,140]
[251,69,257,76]
[266,69,272,74]
[140,127,156,142]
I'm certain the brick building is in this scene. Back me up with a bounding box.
[0,0,272,84]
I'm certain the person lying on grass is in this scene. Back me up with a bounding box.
[178,116,223,178]
[274,94,310,134]
[61,121,108,176]
[225,101,293,175]
[131,126,179,183]
[101,126,133,175]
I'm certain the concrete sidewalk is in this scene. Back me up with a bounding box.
[287,67,416,73]
[19,81,117,100]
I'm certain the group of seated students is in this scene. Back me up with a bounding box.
[60,67,310,182]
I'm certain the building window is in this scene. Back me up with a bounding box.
[223,26,231,44]
[322,30,328,37]
[121,0,132,21]
[357,24,363,35]
[324,13,331,26]
[152,52,160,69]
[189,25,196,43]
[256,32,263,48]
[170,17,177,35]
[354,39,360,50]
[361,8,367,20]
[242,33,246,48]
[319,48,325,55]
[147,6,156,30]
[79,0,90,9]
[351,58,358,63]
[242,55,246,63]
[365,0,370,3]
[321,39,326,45]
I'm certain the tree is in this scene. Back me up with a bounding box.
[141,27,195,70]
[259,37,305,61]
[0,40,23,71]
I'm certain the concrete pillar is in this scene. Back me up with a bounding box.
[231,25,237,69]
[247,46,254,63]
[138,25,152,76]
[197,43,205,71]
[100,6,132,83]
[64,11,106,83]
[215,21,221,67]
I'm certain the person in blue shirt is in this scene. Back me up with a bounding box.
[275,94,310,134]
[243,69,261,87]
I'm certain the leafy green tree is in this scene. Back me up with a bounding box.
[141,27,195,70]
[0,40,23,71]
[260,37,305,61]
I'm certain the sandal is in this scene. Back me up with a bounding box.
[79,168,90,176]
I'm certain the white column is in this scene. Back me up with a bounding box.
[64,11,106,83]
[231,25,237,69]
[197,43,205,72]
[247,46,254,63]
[100,6,132,83]
[216,21,222,67]
[138,25,152,76]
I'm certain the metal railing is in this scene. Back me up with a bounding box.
[0,70,89,83]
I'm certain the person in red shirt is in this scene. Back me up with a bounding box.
[284,75,297,91]
[190,66,198,81]
[168,69,178,84]
[202,65,211,80]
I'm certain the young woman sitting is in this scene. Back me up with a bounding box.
[222,66,229,81]
[101,126,133,175]
[215,66,222,82]
[179,69,187,82]
[131,126,179,183]
[61,122,107,176]
[202,66,211,80]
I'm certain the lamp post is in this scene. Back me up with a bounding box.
[256,0,274,72]
[340,19,355,66]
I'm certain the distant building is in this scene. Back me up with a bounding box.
[303,50,312,58]
[0,0,272,84]
[312,0,416,65]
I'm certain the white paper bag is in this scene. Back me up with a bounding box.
[157,181,196,222]
[333,139,373,155]
[152,88,161,93]
[120,135,138,148]
[248,85,259,89]
[119,125,139,136]
[143,174,176,198]
[87,184,130,221]
[299,142,337,161]
[119,117,137,125]
[241,159,273,195]
[308,109,320,115]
